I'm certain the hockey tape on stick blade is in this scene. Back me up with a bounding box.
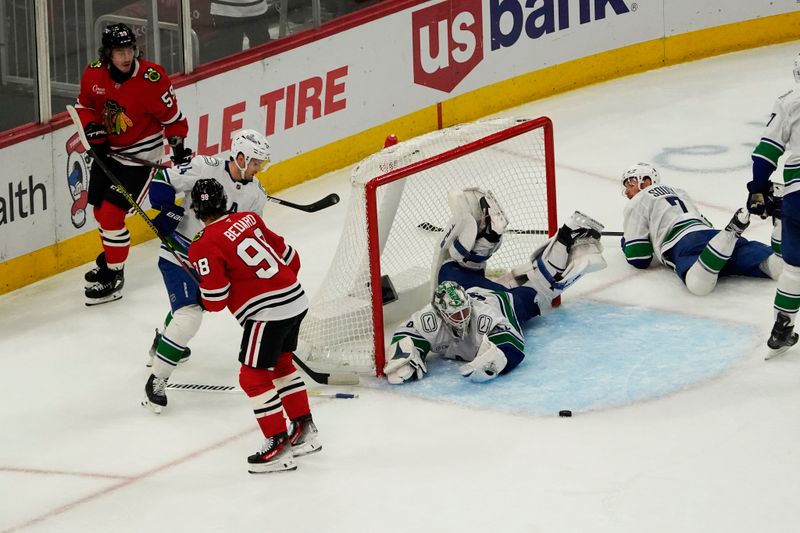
[165,383,358,398]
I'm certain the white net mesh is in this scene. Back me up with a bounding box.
[297,117,555,374]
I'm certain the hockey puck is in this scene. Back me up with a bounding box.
[558,410,572,417]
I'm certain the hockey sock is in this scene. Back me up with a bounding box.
[772,219,782,258]
[240,365,288,438]
[152,306,202,378]
[273,352,311,420]
[774,263,800,327]
[759,254,784,281]
[93,202,130,269]
[684,230,736,296]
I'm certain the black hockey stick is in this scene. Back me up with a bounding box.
[417,222,623,237]
[107,151,341,213]
[265,193,340,213]
[292,354,360,386]
[165,382,358,398]
[66,105,201,284]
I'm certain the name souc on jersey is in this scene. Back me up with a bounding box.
[151,156,268,266]
[75,58,188,165]
[188,212,308,324]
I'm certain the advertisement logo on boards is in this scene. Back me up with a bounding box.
[411,0,483,93]
[411,0,631,93]
[65,133,91,228]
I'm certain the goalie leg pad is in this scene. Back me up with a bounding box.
[459,335,508,383]
[384,337,427,385]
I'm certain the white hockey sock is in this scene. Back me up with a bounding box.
[774,263,800,326]
[760,254,784,280]
[684,230,736,296]
[152,305,203,378]
[772,219,782,258]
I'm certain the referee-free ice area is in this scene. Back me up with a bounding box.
[2,41,800,533]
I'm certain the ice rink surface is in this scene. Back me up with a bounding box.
[3,41,800,532]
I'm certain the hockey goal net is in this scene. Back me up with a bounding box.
[296,117,557,376]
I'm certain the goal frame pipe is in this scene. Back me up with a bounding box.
[365,117,558,376]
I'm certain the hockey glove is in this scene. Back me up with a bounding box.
[84,122,108,156]
[383,337,427,384]
[460,335,507,383]
[746,180,773,219]
[168,137,193,166]
[477,195,507,242]
[153,204,184,236]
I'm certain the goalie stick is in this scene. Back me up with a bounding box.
[66,105,201,284]
[417,222,623,237]
[165,382,358,399]
[292,354,360,385]
[99,151,341,214]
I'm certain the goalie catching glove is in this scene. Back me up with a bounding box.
[384,337,427,384]
[459,335,507,383]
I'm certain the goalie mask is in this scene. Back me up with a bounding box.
[190,178,228,221]
[433,281,472,334]
[230,129,271,178]
[621,162,660,197]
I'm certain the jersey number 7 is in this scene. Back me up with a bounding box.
[665,195,688,213]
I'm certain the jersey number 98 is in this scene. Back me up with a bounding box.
[237,228,282,279]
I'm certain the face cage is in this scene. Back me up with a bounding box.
[443,306,471,332]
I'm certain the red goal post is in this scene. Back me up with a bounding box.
[296,117,557,377]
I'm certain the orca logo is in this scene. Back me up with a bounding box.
[411,0,483,93]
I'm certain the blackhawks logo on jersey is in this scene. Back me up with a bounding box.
[193,229,205,241]
[143,67,161,83]
[88,59,103,69]
[102,99,133,135]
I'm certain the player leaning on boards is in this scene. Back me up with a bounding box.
[621,163,781,296]
[142,130,271,405]
[745,54,800,358]
[76,23,192,305]
[383,188,607,384]
[185,179,319,474]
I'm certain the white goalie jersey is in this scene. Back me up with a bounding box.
[390,287,524,363]
[622,183,712,267]
[153,155,268,266]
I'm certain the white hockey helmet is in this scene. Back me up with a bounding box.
[230,129,271,172]
[432,281,472,335]
[793,53,800,83]
[621,162,660,194]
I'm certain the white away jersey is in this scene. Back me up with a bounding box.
[154,155,268,266]
[752,88,800,195]
[622,184,712,267]
[390,287,525,362]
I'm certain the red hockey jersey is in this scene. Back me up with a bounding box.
[188,212,308,324]
[75,58,188,166]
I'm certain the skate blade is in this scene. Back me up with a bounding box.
[141,398,163,414]
[85,293,122,306]
[292,442,322,458]
[765,344,797,360]
[247,459,297,474]
[572,210,605,232]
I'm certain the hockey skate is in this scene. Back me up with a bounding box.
[147,329,192,367]
[247,434,297,474]
[557,211,605,248]
[766,313,799,360]
[84,252,107,288]
[85,266,124,306]
[288,415,322,457]
[141,374,168,414]
[724,208,750,238]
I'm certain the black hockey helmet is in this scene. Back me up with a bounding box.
[191,179,228,221]
[102,23,136,50]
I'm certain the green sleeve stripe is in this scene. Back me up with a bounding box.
[493,290,521,331]
[624,241,653,259]
[488,332,525,351]
[390,335,431,355]
[753,140,784,165]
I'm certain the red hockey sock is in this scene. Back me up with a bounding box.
[273,352,311,420]
[239,365,287,438]
[93,202,130,269]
